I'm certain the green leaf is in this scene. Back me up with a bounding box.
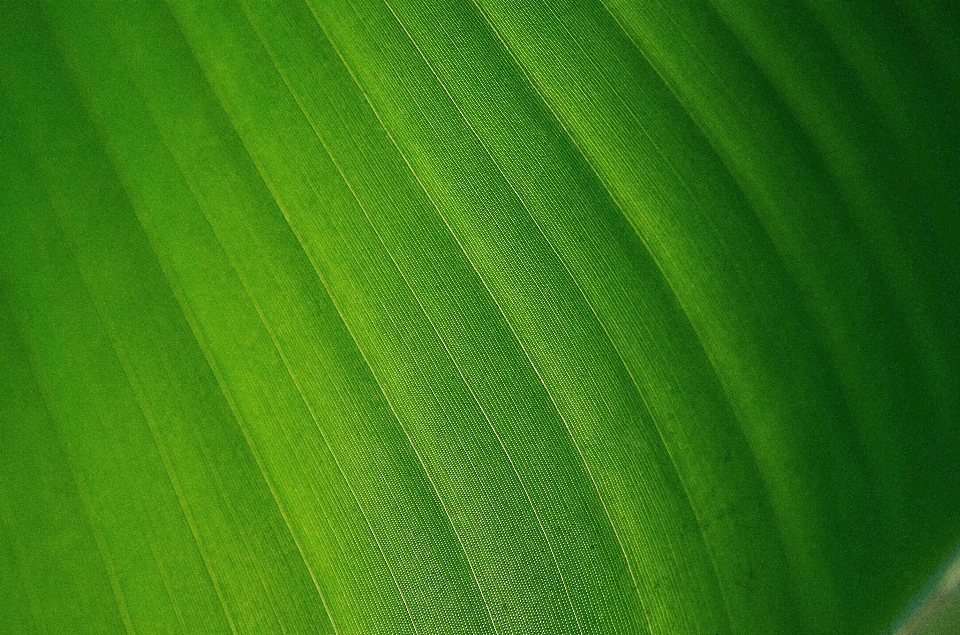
[1,0,958,634]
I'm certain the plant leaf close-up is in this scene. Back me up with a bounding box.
[1,0,959,634]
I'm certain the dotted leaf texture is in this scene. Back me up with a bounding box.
[1,0,959,634]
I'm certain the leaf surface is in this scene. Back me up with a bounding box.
[1,1,958,634]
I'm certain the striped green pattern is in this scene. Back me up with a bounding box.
[1,1,958,634]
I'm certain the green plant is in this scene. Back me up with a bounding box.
[1,0,958,633]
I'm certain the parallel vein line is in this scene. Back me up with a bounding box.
[0,296,139,635]
[236,6,508,633]
[377,2,663,631]
[94,16,345,627]
[458,2,739,630]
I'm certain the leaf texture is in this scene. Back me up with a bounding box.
[1,1,958,634]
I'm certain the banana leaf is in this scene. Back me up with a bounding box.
[1,0,958,633]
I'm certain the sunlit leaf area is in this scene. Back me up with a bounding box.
[2,0,959,633]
